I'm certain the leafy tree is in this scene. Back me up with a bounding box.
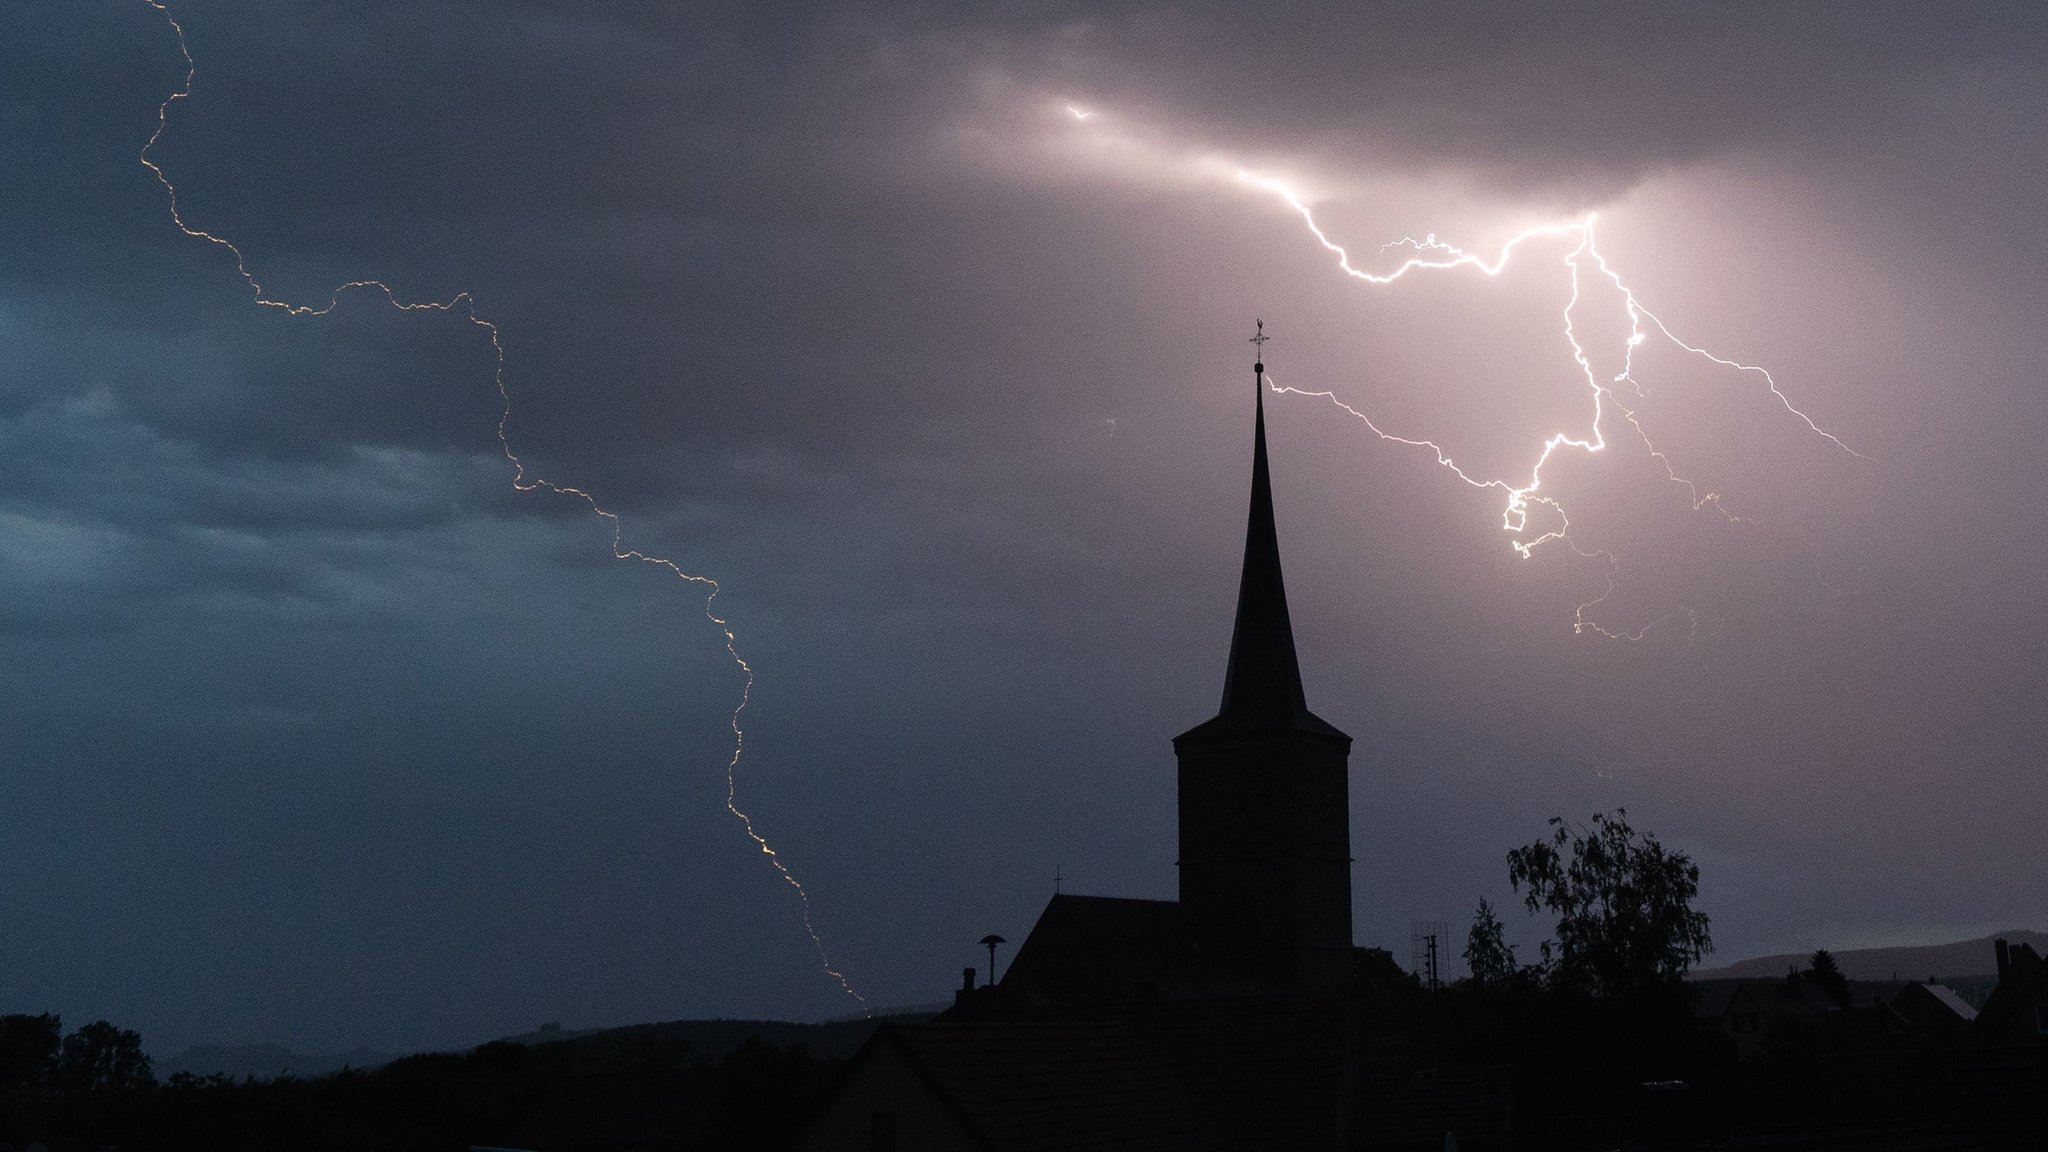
[1805,948,1850,1006]
[1357,946,1420,997]
[1506,809,1711,999]
[1464,898,1520,985]
[57,1019,155,1092]
[0,1012,62,1088]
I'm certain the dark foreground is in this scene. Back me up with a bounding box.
[4,972,2046,1152]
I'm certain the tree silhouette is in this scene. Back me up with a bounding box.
[1464,898,1519,985]
[57,1019,155,1092]
[0,1012,61,1088]
[1805,948,1850,1006]
[1506,809,1711,999]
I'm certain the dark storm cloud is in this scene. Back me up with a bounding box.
[839,2,2048,194]
[4,0,2046,1057]
[28,0,2015,503]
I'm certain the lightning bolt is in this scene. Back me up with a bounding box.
[1059,105,1858,638]
[138,1,864,1010]
[1238,175,1860,637]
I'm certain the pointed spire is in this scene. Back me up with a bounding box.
[1217,322,1312,724]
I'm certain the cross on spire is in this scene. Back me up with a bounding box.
[1249,319,1269,371]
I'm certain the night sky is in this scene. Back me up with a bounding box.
[6,2,2046,1058]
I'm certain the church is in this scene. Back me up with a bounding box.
[798,334,1402,1151]
[973,326,1360,1006]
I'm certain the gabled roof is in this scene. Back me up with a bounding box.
[1178,365,1347,745]
[1906,982,1978,1022]
[879,1022,1228,1152]
[996,895,1198,1003]
[1693,976,1839,1019]
[870,998,1362,1152]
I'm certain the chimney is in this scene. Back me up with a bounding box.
[1995,938,2010,981]
[951,967,980,1015]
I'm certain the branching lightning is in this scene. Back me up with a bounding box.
[138,1,864,1010]
[1064,106,1859,639]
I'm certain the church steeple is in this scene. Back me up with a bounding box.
[1194,322,1343,739]
[1173,321,1354,988]
[1219,324,1310,723]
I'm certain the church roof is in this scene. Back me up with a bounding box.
[1179,345,1347,744]
[995,895,1194,1003]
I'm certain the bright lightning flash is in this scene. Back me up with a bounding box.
[1063,105,1859,640]
[138,1,864,1010]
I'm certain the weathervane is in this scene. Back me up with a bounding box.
[1250,318,1269,370]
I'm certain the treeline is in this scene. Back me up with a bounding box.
[1360,811,1975,1144]
[0,1015,154,1094]
[0,1024,835,1152]
[1339,810,1728,1139]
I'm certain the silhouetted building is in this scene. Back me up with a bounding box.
[804,1000,1367,1152]
[1889,980,1978,1042]
[1951,939,2048,1149]
[800,1021,1228,1152]
[1693,974,1840,1055]
[801,340,1379,1150]
[1173,358,1355,990]
[986,345,1358,1010]
[992,895,1202,1005]
[1974,938,2048,1047]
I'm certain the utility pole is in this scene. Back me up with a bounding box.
[1412,919,1450,1150]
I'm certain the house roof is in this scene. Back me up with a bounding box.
[1692,980,1744,1019]
[1129,996,1356,1149]
[1903,982,1978,1022]
[1693,977,1839,1019]
[880,1022,1228,1152]
[875,997,1360,1152]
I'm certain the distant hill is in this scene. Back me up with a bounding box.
[824,1001,948,1025]
[160,1042,401,1080]
[538,1010,939,1063]
[1692,929,2045,982]
[162,1006,945,1083]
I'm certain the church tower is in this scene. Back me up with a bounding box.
[1173,324,1355,987]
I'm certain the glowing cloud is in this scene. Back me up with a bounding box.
[1062,103,1860,639]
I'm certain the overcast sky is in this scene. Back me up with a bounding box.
[6,2,2046,1057]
